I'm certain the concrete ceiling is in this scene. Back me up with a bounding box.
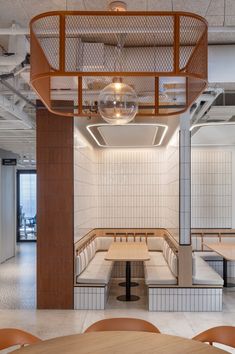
[0,0,234,44]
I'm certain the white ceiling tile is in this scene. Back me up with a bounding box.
[206,15,224,26]
[206,0,225,16]
[147,0,172,11]
[83,0,109,10]
[125,0,147,11]
[173,0,210,16]
[226,0,235,15]
[66,0,85,10]
[0,0,28,27]
[225,15,235,25]
[21,0,67,19]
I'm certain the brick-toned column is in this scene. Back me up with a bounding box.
[36,102,74,309]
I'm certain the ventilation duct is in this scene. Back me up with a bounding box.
[0,25,28,73]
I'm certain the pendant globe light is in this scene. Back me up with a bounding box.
[98,78,138,124]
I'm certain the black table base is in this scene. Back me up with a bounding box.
[117,261,140,302]
[223,258,235,288]
[117,295,139,301]
[119,281,139,287]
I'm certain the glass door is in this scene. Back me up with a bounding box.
[17,170,37,241]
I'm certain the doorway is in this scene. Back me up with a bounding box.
[17,170,37,242]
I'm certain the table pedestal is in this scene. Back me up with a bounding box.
[223,258,235,287]
[117,261,139,302]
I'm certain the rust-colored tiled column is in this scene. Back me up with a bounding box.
[36,101,74,309]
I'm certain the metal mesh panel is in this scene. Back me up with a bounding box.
[65,15,174,73]
[30,12,208,117]
[32,15,60,70]
[187,77,206,107]
[179,16,206,71]
[186,32,207,78]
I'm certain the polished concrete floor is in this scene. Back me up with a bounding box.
[0,243,235,353]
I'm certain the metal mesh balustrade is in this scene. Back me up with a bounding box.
[30,11,208,117]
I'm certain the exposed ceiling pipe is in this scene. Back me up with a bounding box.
[0,93,34,128]
[0,76,36,108]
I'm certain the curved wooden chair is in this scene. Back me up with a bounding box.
[84,318,160,333]
[193,326,235,348]
[0,328,41,350]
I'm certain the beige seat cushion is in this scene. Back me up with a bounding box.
[144,252,167,267]
[194,251,222,261]
[193,255,223,286]
[91,252,112,266]
[77,261,113,284]
[144,265,177,285]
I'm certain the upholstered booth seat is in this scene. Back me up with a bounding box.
[144,251,168,267]
[144,265,177,285]
[77,261,113,285]
[193,255,224,286]
[144,240,178,285]
[91,251,108,264]
[194,251,223,262]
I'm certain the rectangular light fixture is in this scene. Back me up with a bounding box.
[87,123,168,148]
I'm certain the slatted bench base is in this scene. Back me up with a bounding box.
[148,287,223,312]
[74,284,110,310]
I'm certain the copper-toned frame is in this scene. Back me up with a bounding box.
[30,11,208,117]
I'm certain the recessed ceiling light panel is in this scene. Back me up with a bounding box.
[87,123,168,148]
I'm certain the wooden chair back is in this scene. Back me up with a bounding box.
[84,318,160,333]
[0,328,41,350]
[193,326,235,348]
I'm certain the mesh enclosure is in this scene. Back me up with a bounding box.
[30,11,207,117]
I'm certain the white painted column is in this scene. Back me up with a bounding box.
[179,111,191,245]
[178,111,192,286]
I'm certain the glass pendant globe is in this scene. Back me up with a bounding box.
[98,82,138,124]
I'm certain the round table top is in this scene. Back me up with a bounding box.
[13,331,229,354]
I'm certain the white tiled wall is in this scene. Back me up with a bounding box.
[191,150,232,228]
[148,287,222,311]
[97,149,166,228]
[74,286,108,310]
[74,140,180,240]
[163,132,180,241]
[74,124,98,242]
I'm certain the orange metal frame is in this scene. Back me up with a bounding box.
[30,11,208,117]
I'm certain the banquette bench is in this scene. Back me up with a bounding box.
[74,229,179,310]
[192,229,235,278]
[74,228,224,311]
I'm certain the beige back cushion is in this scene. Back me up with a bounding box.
[96,237,114,250]
[147,237,163,251]
[75,251,87,276]
[167,248,178,277]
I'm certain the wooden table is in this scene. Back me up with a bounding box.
[105,242,149,301]
[12,331,229,354]
[204,242,235,287]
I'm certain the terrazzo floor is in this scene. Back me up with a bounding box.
[0,243,235,353]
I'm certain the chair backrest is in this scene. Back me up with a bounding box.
[193,326,235,348]
[0,328,41,350]
[84,318,160,333]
